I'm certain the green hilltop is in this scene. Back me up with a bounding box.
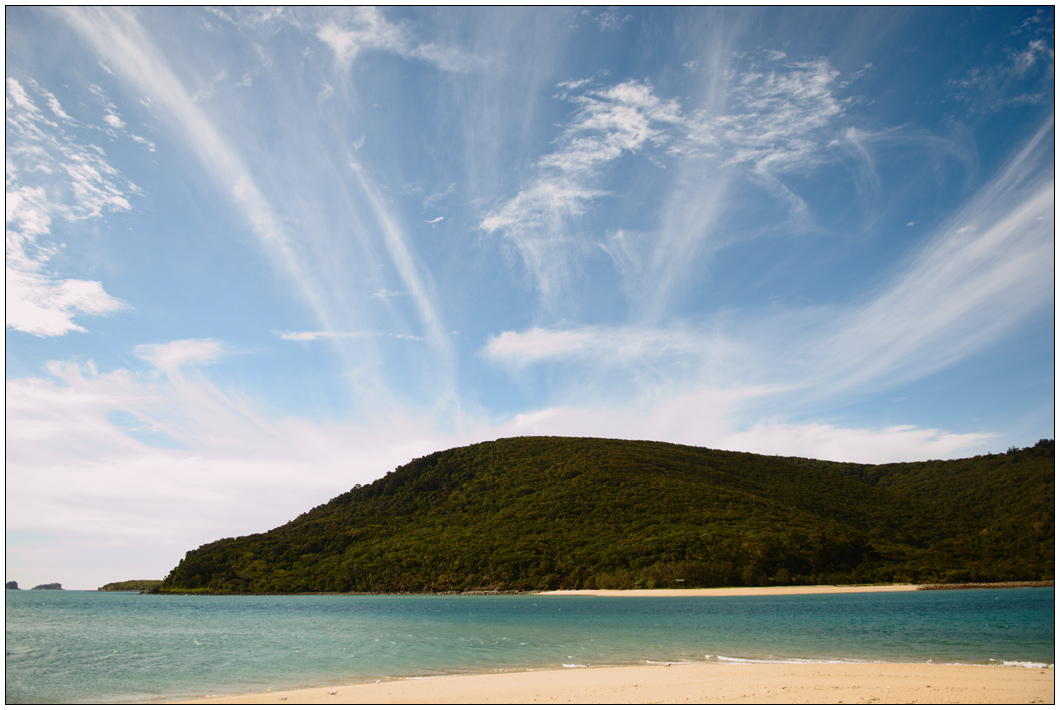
[158,436,1054,594]
[98,580,163,592]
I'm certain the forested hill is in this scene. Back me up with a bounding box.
[159,437,1054,594]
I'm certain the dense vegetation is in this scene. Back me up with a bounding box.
[98,580,163,592]
[158,437,1054,594]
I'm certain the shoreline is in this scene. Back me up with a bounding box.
[179,661,1054,704]
[142,580,1051,596]
[535,583,922,597]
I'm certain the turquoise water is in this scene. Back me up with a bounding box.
[5,587,1053,703]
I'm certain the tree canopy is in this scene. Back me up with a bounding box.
[158,437,1054,594]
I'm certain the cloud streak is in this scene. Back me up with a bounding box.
[808,117,1054,397]
[58,8,339,337]
[279,330,424,342]
[481,119,1053,452]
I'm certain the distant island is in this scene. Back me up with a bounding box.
[6,581,18,590]
[156,436,1054,594]
[98,580,163,592]
[31,583,63,590]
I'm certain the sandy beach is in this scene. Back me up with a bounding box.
[183,662,1053,704]
[536,583,922,597]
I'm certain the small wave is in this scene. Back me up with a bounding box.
[711,655,868,665]
[562,663,588,668]
[999,660,1053,669]
[706,655,1054,669]
[644,660,690,665]
[712,655,791,665]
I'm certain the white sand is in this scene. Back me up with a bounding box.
[536,583,921,597]
[183,662,1053,704]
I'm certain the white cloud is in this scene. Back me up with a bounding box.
[135,339,224,373]
[721,421,991,464]
[480,55,854,304]
[489,388,989,465]
[596,10,632,32]
[5,355,464,589]
[279,330,360,341]
[279,330,424,343]
[5,77,133,336]
[484,325,711,370]
[44,91,73,121]
[5,344,993,589]
[5,268,127,337]
[316,7,478,73]
[103,113,126,129]
[480,79,683,300]
[684,57,847,174]
[129,134,156,151]
[951,38,1055,111]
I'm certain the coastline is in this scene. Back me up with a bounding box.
[535,583,921,597]
[179,661,1054,704]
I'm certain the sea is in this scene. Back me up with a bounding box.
[5,586,1053,704]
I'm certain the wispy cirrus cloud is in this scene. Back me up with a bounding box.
[59,7,340,339]
[483,388,989,465]
[479,79,683,301]
[62,7,458,403]
[484,324,724,371]
[951,37,1055,111]
[317,6,480,73]
[134,339,224,373]
[807,117,1054,397]
[481,54,857,307]
[6,77,132,336]
[279,330,424,342]
[595,9,633,32]
[481,117,1053,454]
[683,56,848,174]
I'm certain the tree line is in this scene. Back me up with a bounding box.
[157,437,1054,594]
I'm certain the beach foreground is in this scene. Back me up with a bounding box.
[181,662,1053,704]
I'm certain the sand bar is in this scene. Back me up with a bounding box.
[181,662,1053,704]
[536,583,921,597]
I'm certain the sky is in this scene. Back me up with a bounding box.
[5,7,1054,590]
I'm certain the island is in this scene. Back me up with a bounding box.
[6,581,18,590]
[31,583,63,590]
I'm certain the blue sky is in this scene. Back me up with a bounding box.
[5,7,1054,589]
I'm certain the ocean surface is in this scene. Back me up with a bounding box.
[5,587,1053,704]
